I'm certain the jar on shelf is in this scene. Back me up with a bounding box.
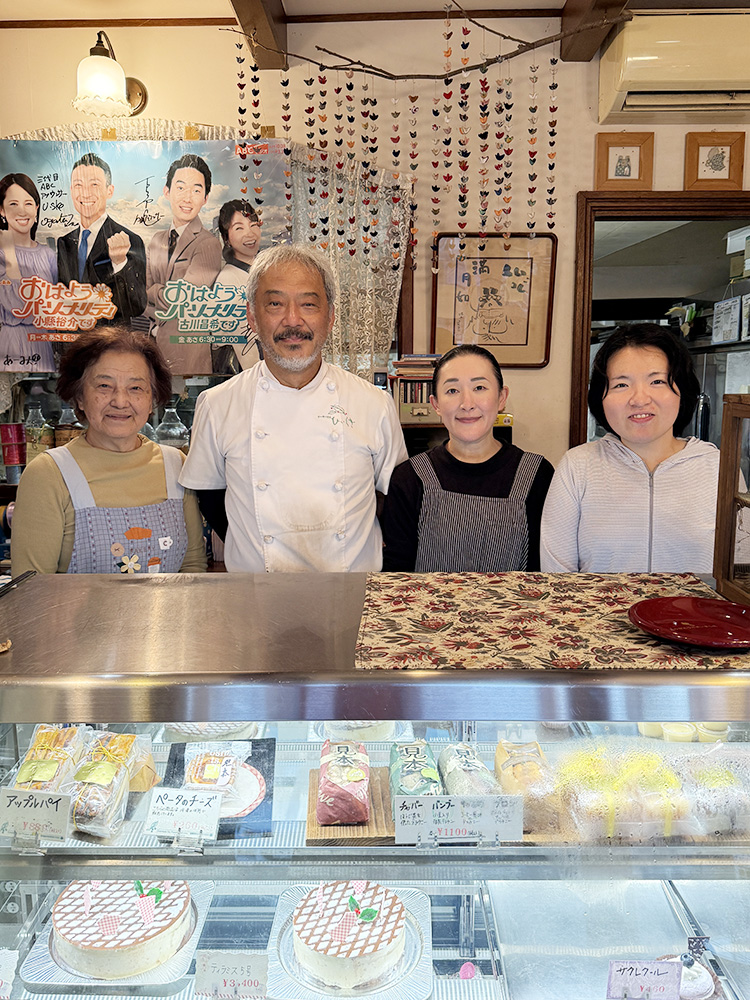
[55,404,84,448]
[24,401,54,463]
[154,406,189,451]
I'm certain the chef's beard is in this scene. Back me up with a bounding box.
[264,328,323,373]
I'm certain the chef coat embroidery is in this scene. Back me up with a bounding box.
[159,536,173,550]
[110,543,125,558]
[319,403,354,427]
[120,554,141,574]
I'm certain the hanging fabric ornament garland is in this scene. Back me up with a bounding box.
[456,18,471,255]
[493,69,505,234]
[477,50,490,254]
[389,82,402,271]
[248,58,264,212]
[527,62,538,232]
[547,49,558,231]
[236,42,249,197]
[280,69,293,236]
[317,70,330,250]
[303,68,319,245]
[407,88,420,272]
[362,78,379,260]
[502,69,514,250]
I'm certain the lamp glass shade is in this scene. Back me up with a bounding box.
[72,54,132,116]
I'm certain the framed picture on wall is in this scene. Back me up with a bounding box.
[684,132,745,191]
[594,132,654,191]
[430,232,557,368]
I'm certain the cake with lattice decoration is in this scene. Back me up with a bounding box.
[292,879,406,989]
[51,879,191,980]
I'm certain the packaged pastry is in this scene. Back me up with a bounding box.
[673,748,750,835]
[389,740,442,816]
[494,739,560,833]
[60,731,140,838]
[557,746,697,841]
[438,743,502,796]
[316,740,370,825]
[15,724,87,792]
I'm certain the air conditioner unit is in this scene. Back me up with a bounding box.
[599,14,750,123]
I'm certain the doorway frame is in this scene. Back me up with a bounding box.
[571,190,750,447]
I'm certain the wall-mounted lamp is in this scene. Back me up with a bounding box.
[72,31,148,117]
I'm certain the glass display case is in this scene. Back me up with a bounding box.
[0,573,749,999]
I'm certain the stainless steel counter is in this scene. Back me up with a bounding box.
[1,574,750,723]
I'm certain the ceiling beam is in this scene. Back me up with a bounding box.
[230,0,286,69]
[560,0,629,61]
[286,9,560,21]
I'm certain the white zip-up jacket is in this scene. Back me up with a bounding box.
[540,433,721,573]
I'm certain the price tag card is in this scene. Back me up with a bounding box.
[145,788,221,841]
[607,960,681,999]
[394,794,523,845]
[0,788,70,841]
[0,948,18,999]
[195,950,267,998]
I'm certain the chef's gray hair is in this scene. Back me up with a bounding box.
[246,244,336,317]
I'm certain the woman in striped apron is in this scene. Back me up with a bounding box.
[381,345,554,572]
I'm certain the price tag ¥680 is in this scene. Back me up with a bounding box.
[0,788,71,841]
[145,788,221,841]
[195,950,267,999]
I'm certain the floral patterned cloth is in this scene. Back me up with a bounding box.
[355,572,748,671]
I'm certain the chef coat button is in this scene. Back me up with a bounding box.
[333,481,343,492]
[255,429,266,439]
[257,481,268,491]
[336,530,346,540]
[326,381,336,391]
[259,379,270,391]
[331,431,340,441]
[264,535,274,543]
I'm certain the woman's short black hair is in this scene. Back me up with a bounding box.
[588,323,700,435]
[57,324,173,423]
[432,344,504,396]
[217,199,259,262]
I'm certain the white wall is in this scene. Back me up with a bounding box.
[1,15,747,464]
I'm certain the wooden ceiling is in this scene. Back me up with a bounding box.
[229,0,750,69]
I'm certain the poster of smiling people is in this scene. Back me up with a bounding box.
[0,139,289,374]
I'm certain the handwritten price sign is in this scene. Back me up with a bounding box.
[145,788,221,841]
[607,960,681,999]
[0,788,70,841]
[195,950,267,998]
[394,794,523,845]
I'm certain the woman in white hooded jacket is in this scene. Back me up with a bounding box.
[541,323,720,574]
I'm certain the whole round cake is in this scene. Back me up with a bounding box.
[659,956,716,1000]
[52,880,191,980]
[292,880,406,989]
[164,722,260,742]
[323,720,396,742]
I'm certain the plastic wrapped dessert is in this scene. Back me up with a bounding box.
[316,740,370,825]
[438,743,501,795]
[15,724,87,792]
[672,749,750,835]
[389,741,442,816]
[656,956,719,1000]
[51,880,191,980]
[60,732,140,838]
[292,880,406,989]
[323,720,396,742]
[494,739,560,834]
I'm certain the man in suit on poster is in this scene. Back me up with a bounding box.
[146,154,222,375]
[57,152,146,323]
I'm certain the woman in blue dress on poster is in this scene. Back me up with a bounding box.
[0,172,56,373]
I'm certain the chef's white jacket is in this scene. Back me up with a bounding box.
[180,361,408,572]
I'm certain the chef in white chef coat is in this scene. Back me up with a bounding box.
[180,243,408,572]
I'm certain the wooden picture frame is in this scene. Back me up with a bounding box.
[595,132,654,191]
[684,132,745,191]
[430,232,557,368]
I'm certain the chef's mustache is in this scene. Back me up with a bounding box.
[274,328,313,343]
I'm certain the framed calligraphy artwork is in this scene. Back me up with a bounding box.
[430,232,557,368]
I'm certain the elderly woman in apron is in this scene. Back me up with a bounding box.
[381,345,554,573]
[11,324,206,575]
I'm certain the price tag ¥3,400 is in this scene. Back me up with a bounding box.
[394,794,523,845]
[607,960,682,999]
[145,788,221,841]
[0,788,71,841]
[194,950,267,999]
